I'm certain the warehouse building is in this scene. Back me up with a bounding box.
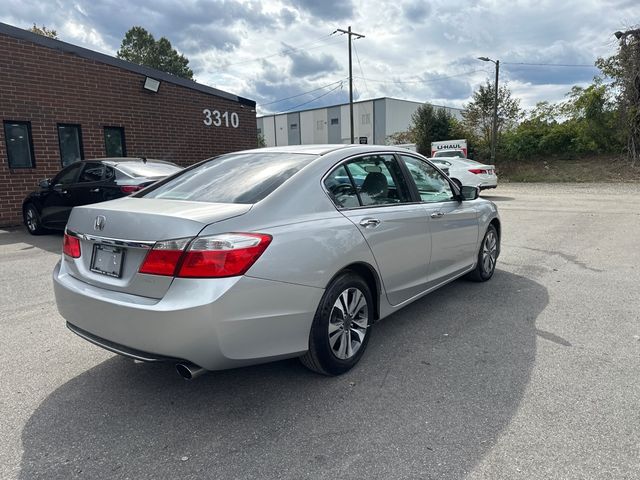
[257,97,463,147]
[0,22,257,227]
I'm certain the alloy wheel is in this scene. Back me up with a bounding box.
[482,230,498,275]
[25,207,38,232]
[328,287,369,360]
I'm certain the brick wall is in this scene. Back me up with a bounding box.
[0,33,257,227]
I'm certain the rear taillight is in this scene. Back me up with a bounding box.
[138,233,272,278]
[138,238,191,276]
[120,185,143,194]
[179,233,272,278]
[63,233,81,258]
[468,168,488,174]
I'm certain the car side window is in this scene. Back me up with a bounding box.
[78,163,105,183]
[401,155,455,203]
[324,165,360,208]
[53,163,82,186]
[345,155,411,206]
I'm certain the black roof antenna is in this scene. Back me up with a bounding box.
[140,157,147,163]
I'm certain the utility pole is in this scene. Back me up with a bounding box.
[614,29,640,166]
[337,26,365,143]
[478,57,500,164]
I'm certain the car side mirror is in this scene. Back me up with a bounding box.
[459,185,479,201]
[39,178,51,189]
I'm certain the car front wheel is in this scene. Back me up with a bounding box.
[300,272,373,375]
[467,224,499,282]
[23,204,46,235]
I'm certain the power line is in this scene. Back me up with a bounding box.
[274,81,344,114]
[502,62,597,68]
[257,79,347,107]
[352,39,369,96]
[352,69,488,85]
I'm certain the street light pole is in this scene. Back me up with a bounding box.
[337,26,365,143]
[478,57,499,164]
[491,60,499,164]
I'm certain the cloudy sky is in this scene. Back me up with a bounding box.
[1,0,636,115]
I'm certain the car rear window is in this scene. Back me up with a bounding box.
[117,162,182,178]
[141,152,315,204]
[434,150,464,158]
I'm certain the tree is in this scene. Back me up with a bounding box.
[597,27,640,165]
[560,81,620,153]
[28,24,57,39]
[462,82,521,148]
[501,81,622,161]
[410,104,456,155]
[386,129,416,145]
[117,26,194,80]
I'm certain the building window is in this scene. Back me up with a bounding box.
[361,113,371,125]
[316,120,324,130]
[330,118,339,125]
[3,121,35,168]
[104,127,126,157]
[57,124,84,167]
[290,123,298,130]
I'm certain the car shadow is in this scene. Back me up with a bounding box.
[481,194,515,202]
[19,270,547,480]
[0,227,63,254]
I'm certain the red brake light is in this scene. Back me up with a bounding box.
[120,185,143,194]
[138,234,272,278]
[178,233,272,278]
[63,233,81,258]
[139,238,191,276]
[468,168,488,174]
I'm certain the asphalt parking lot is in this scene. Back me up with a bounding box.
[1,182,639,480]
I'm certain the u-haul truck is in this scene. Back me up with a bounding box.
[431,139,467,158]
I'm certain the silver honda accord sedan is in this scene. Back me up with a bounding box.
[53,145,500,378]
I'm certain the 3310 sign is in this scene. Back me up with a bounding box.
[203,109,240,128]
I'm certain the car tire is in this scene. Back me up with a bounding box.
[467,224,499,282]
[300,271,373,376]
[23,204,47,235]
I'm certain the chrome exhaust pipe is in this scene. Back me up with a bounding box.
[175,362,206,380]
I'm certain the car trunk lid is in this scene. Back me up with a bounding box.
[63,197,252,298]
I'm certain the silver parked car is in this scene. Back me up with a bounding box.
[53,145,500,378]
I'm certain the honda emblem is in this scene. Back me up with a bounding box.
[94,215,106,231]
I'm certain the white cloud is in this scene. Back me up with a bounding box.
[1,0,634,113]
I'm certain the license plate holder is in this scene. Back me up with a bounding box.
[90,244,124,278]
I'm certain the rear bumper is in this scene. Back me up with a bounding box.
[477,177,498,190]
[53,261,323,370]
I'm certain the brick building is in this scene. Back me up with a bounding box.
[0,22,257,227]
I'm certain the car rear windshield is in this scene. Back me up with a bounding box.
[434,150,464,158]
[140,152,315,204]
[117,162,182,178]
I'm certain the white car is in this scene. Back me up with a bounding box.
[431,157,498,191]
[432,148,466,159]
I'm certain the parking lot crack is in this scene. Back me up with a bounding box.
[504,244,603,272]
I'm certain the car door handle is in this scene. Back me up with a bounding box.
[90,188,100,193]
[430,212,445,218]
[359,218,381,228]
